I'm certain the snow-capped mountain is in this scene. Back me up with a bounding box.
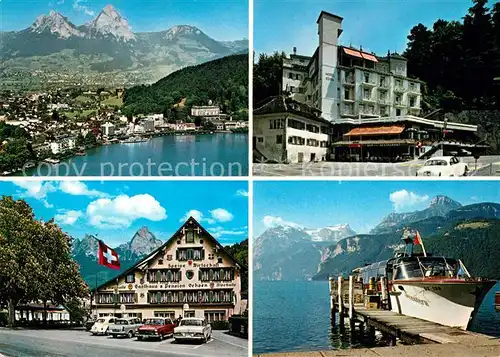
[305,224,356,242]
[30,10,84,39]
[116,226,163,259]
[253,223,356,281]
[83,5,135,42]
[1,5,248,84]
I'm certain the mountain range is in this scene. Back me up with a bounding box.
[254,196,500,281]
[73,226,163,287]
[0,5,248,86]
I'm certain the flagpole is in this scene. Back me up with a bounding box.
[417,231,427,257]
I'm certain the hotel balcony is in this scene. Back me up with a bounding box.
[408,86,420,95]
[394,101,407,108]
[340,107,356,117]
[378,81,390,89]
[378,98,391,105]
[360,80,377,88]
[343,76,355,86]
[394,86,406,93]
[342,96,356,103]
[361,96,376,103]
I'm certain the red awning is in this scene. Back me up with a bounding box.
[348,143,362,148]
[361,53,378,62]
[344,126,405,136]
[343,48,363,59]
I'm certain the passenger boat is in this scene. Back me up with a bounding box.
[121,136,149,144]
[355,229,495,330]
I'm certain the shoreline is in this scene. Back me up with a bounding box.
[10,131,248,176]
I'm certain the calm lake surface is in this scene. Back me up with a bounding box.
[22,133,248,176]
[253,280,500,354]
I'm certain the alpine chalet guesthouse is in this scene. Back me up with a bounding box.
[91,218,246,323]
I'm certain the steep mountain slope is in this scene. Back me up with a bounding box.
[0,5,248,86]
[314,200,500,280]
[253,223,356,281]
[72,227,162,288]
[371,196,462,234]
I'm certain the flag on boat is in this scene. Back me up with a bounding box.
[413,231,422,245]
[98,240,120,270]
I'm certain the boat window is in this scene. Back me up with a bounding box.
[394,262,423,280]
[420,258,458,277]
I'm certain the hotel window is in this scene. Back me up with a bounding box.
[125,273,135,283]
[289,86,295,93]
[288,73,293,79]
[257,137,264,143]
[154,311,175,319]
[344,89,350,100]
[177,248,204,261]
[120,293,135,303]
[363,89,370,99]
[218,257,223,264]
[276,135,283,144]
[184,311,195,318]
[158,259,163,265]
[364,73,370,83]
[396,79,402,87]
[205,311,226,322]
[395,95,401,104]
[410,98,416,107]
[380,77,385,86]
[186,229,195,243]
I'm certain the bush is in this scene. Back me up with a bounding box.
[0,311,8,326]
[210,320,229,330]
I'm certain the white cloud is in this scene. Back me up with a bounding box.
[13,181,56,208]
[86,194,167,228]
[179,209,204,223]
[236,189,249,197]
[55,210,83,225]
[59,181,107,198]
[390,189,429,212]
[208,226,247,239]
[262,215,301,229]
[73,0,94,16]
[210,208,233,222]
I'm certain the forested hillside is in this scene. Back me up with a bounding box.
[123,54,248,117]
[404,0,500,110]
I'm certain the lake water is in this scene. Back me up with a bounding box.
[21,133,248,176]
[253,280,500,354]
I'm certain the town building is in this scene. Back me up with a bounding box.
[253,10,481,162]
[191,106,220,118]
[50,136,75,155]
[253,96,330,163]
[101,122,116,137]
[143,119,155,132]
[92,218,246,323]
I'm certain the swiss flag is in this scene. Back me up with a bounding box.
[413,231,422,245]
[98,240,120,270]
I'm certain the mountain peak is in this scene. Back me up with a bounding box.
[86,5,135,41]
[429,195,461,208]
[31,11,84,39]
[165,25,203,40]
[127,227,162,256]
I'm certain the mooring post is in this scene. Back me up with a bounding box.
[381,276,388,310]
[338,276,344,330]
[348,275,354,319]
[329,276,336,325]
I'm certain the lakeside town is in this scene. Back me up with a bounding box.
[0,88,248,176]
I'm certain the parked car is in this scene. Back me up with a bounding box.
[136,317,176,340]
[90,316,116,335]
[109,317,142,338]
[173,318,212,343]
[416,156,468,177]
[84,318,96,331]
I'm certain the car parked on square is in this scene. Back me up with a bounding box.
[136,317,176,340]
[109,317,143,338]
[173,318,212,343]
[416,156,468,177]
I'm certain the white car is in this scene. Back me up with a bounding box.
[108,317,143,338]
[90,316,116,335]
[173,318,212,343]
[416,156,468,177]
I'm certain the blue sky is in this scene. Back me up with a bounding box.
[0,0,248,41]
[255,0,475,56]
[253,181,500,236]
[1,180,248,246]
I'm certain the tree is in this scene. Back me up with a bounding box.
[0,197,88,327]
[253,52,285,106]
[51,110,60,122]
[75,133,85,147]
[84,132,97,147]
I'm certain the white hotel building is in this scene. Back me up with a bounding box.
[254,11,479,163]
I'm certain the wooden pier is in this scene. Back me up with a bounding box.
[254,275,499,356]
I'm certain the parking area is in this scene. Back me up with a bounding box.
[0,328,247,357]
[253,155,500,176]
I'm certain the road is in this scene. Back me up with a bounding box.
[0,328,247,357]
[253,155,500,177]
